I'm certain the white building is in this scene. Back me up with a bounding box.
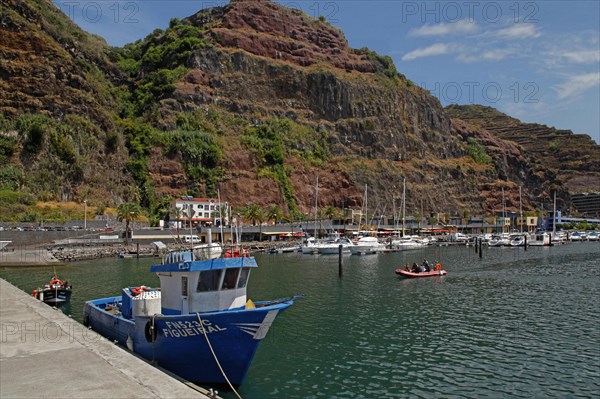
[172,196,229,227]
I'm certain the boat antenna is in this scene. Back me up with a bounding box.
[188,203,194,253]
[217,189,224,248]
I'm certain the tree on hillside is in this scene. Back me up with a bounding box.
[241,204,266,241]
[267,205,284,225]
[117,202,142,245]
[324,205,339,220]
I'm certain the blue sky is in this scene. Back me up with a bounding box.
[54,1,600,143]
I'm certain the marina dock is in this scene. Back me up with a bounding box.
[0,278,216,399]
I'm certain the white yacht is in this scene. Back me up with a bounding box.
[528,232,551,246]
[391,236,426,250]
[488,234,510,247]
[509,234,526,247]
[316,237,355,255]
[349,236,385,255]
[301,236,318,254]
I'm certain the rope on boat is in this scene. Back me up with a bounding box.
[196,312,243,399]
[151,314,156,364]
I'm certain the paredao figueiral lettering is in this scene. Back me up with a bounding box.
[162,320,226,338]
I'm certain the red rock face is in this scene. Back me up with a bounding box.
[210,1,377,72]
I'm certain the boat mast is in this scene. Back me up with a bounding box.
[187,203,193,252]
[362,184,368,228]
[519,185,523,234]
[552,190,557,238]
[217,189,224,248]
[502,187,506,234]
[402,177,406,237]
[314,176,319,236]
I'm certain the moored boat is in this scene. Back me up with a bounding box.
[83,246,301,387]
[316,236,354,255]
[528,232,552,246]
[509,234,526,247]
[488,234,510,247]
[390,236,426,250]
[349,236,385,255]
[33,274,72,305]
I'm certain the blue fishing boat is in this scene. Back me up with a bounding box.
[83,246,301,387]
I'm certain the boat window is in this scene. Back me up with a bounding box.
[196,270,222,292]
[237,268,251,289]
[181,276,188,297]
[221,268,240,290]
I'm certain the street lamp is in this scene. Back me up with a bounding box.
[83,200,87,230]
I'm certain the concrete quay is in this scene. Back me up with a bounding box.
[0,278,216,399]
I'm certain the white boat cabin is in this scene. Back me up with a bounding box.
[150,251,257,315]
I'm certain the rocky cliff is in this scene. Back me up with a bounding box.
[0,0,132,209]
[446,104,600,195]
[0,0,594,222]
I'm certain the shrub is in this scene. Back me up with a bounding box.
[0,135,17,164]
[466,137,492,164]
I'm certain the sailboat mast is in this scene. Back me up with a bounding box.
[402,177,406,237]
[363,184,368,227]
[519,185,523,233]
[552,191,557,237]
[502,187,506,234]
[314,176,319,234]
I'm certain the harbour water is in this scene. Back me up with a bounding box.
[1,242,599,398]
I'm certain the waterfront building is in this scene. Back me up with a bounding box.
[172,197,229,227]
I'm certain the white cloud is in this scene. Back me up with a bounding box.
[558,50,600,64]
[409,20,477,37]
[457,49,513,63]
[496,24,541,39]
[554,72,600,99]
[402,43,454,61]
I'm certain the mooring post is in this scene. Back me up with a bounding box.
[338,244,343,277]
[479,238,482,258]
[136,243,140,259]
[524,234,528,251]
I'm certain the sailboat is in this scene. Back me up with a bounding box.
[489,187,510,247]
[391,178,425,250]
[302,176,319,254]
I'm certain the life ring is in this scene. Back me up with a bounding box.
[131,286,147,296]
[144,321,158,342]
[225,248,250,258]
[435,263,442,271]
[50,279,63,286]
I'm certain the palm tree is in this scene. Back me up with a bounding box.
[324,205,339,221]
[241,204,266,241]
[117,202,142,245]
[267,205,284,225]
[172,205,184,239]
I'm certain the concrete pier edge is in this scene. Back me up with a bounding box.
[0,278,217,399]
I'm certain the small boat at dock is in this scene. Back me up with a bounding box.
[33,274,72,305]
